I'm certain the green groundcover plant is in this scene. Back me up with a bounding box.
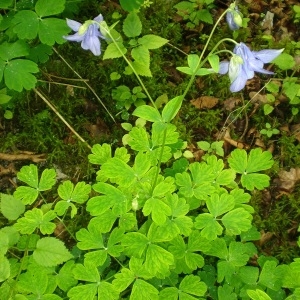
[0,0,300,299]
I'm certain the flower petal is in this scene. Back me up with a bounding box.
[66,19,82,31]
[253,48,284,63]
[63,33,84,42]
[219,61,229,74]
[94,14,104,23]
[230,73,248,92]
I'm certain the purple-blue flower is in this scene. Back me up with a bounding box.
[63,14,105,56]
[226,3,243,30]
[219,43,283,92]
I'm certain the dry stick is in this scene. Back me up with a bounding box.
[34,88,92,149]
[52,47,116,123]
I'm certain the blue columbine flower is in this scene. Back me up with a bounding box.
[219,43,283,92]
[226,2,243,30]
[63,14,105,56]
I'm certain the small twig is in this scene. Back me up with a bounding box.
[239,94,249,140]
[52,47,116,123]
[38,80,87,89]
[33,88,92,149]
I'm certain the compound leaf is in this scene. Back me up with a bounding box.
[194,213,223,240]
[14,208,56,235]
[58,180,91,204]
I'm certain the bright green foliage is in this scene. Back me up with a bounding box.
[0,194,25,220]
[12,0,68,45]
[17,268,61,299]
[228,148,274,191]
[14,164,56,204]
[122,225,174,277]
[123,12,142,38]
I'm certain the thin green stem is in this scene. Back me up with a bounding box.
[151,127,167,194]
[181,9,233,100]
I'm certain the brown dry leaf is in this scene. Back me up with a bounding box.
[259,231,274,246]
[223,97,241,111]
[249,92,268,104]
[190,96,218,109]
[276,168,300,193]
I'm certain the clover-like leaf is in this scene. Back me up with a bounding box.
[58,180,91,204]
[35,0,65,17]
[228,148,274,191]
[14,208,56,234]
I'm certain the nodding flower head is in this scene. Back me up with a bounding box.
[63,14,105,56]
[226,2,243,30]
[219,43,284,92]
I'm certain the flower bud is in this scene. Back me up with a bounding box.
[226,3,243,30]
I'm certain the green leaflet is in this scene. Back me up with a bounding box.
[123,12,142,38]
[103,42,127,59]
[138,34,168,49]
[56,261,78,292]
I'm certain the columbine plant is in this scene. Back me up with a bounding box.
[2,1,299,300]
